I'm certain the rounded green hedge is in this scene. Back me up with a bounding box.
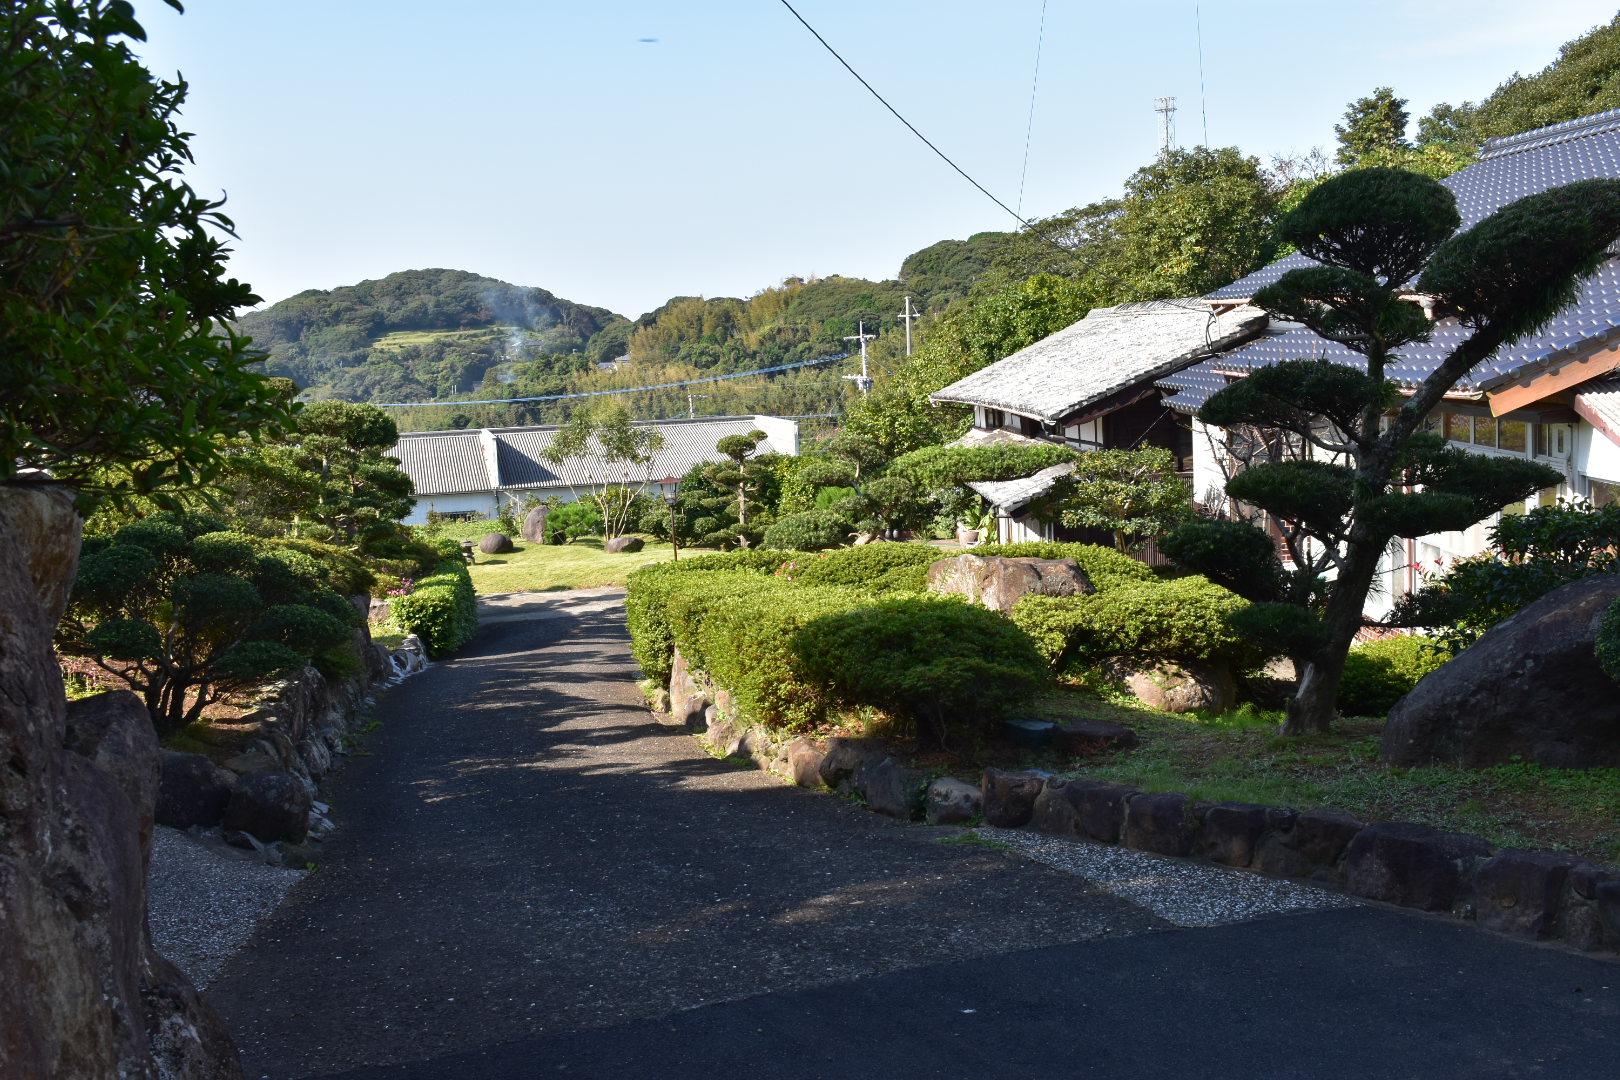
[1010,575,1252,669]
[390,558,478,658]
[1338,635,1450,716]
[761,510,850,551]
[790,543,941,588]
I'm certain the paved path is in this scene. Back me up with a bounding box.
[207,591,1620,1079]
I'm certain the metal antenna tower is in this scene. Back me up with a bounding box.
[842,320,875,396]
[1154,96,1177,152]
[897,296,921,356]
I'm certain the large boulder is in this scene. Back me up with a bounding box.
[604,535,645,554]
[0,485,241,1078]
[1109,659,1235,714]
[926,554,1094,614]
[157,750,237,830]
[223,772,312,844]
[478,531,514,555]
[1383,576,1620,767]
[521,505,549,542]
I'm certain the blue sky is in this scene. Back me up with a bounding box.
[132,0,1619,318]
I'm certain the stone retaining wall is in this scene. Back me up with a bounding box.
[653,649,1620,957]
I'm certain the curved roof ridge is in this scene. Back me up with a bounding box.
[1478,106,1620,161]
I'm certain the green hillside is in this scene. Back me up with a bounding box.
[236,268,627,402]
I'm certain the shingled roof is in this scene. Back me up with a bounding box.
[391,415,797,496]
[1166,109,1620,414]
[929,300,1266,424]
[1208,107,1620,301]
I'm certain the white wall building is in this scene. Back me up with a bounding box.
[389,414,800,525]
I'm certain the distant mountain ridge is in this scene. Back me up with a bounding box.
[237,268,628,403]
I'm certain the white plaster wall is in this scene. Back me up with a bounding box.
[1190,418,1230,511]
[751,415,801,457]
[404,492,499,526]
[1578,420,1620,486]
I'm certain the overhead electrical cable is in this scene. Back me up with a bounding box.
[369,351,851,409]
[1016,0,1048,217]
[777,0,1031,228]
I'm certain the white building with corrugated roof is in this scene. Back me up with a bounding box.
[390,414,799,524]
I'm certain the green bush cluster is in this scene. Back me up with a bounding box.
[1011,576,1253,670]
[624,550,794,683]
[1337,635,1451,716]
[390,558,478,658]
[795,596,1047,748]
[761,510,850,551]
[547,499,604,543]
[971,541,1157,591]
[788,543,941,588]
[885,443,1078,491]
[626,557,1050,742]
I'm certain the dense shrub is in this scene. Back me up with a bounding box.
[886,443,1078,490]
[789,543,941,587]
[1598,598,1620,685]
[1011,576,1254,669]
[795,597,1049,748]
[1337,635,1451,716]
[390,558,478,658]
[547,499,604,543]
[624,551,794,683]
[971,541,1156,591]
[761,510,851,551]
[867,563,931,594]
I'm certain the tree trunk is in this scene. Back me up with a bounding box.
[1284,538,1382,734]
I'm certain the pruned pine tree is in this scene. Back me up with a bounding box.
[1165,168,1620,734]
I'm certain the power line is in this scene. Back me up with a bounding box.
[1195,3,1209,146]
[370,352,851,409]
[777,0,1030,228]
[1016,0,1048,217]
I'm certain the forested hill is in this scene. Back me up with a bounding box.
[236,269,628,403]
[238,232,1015,421]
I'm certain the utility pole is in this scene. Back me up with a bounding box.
[685,391,712,419]
[1154,96,1177,153]
[897,295,920,356]
[842,320,875,396]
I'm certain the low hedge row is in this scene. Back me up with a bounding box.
[625,550,798,684]
[1011,575,1254,670]
[787,543,940,588]
[390,557,478,658]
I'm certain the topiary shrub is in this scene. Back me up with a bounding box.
[761,509,851,551]
[625,552,796,683]
[547,499,603,543]
[885,443,1079,490]
[972,541,1156,591]
[795,596,1049,749]
[1337,635,1451,716]
[790,543,941,588]
[1010,576,1254,670]
[390,558,478,658]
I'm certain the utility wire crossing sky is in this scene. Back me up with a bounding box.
[132,0,1618,318]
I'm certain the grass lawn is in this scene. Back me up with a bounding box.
[418,522,707,595]
[1028,688,1620,866]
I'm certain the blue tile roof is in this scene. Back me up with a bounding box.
[1168,109,1620,413]
[1207,106,1620,301]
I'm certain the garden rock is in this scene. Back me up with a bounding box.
[981,768,1050,827]
[668,649,710,731]
[817,738,885,791]
[926,554,1094,614]
[1069,780,1136,843]
[224,771,313,844]
[1122,792,1197,856]
[1472,850,1580,939]
[478,531,514,555]
[925,778,981,824]
[157,750,237,829]
[0,483,240,1078]
[784,738,827,789]
[521,506,549,542]
[1109,659,1235,714]
[1344,822,1492,912]
[1252,808,1364,883]
[1053,717,1138,755]
[856,757,927,820]
[1382,575,1620,768]
[605,535,645,554]
[1199,802,1271,867]
[703,707,745,758]
[1597,878,1620,943]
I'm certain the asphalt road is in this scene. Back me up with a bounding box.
[206,590,1620,1080]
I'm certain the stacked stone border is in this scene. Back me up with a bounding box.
[655,648,1620,957]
